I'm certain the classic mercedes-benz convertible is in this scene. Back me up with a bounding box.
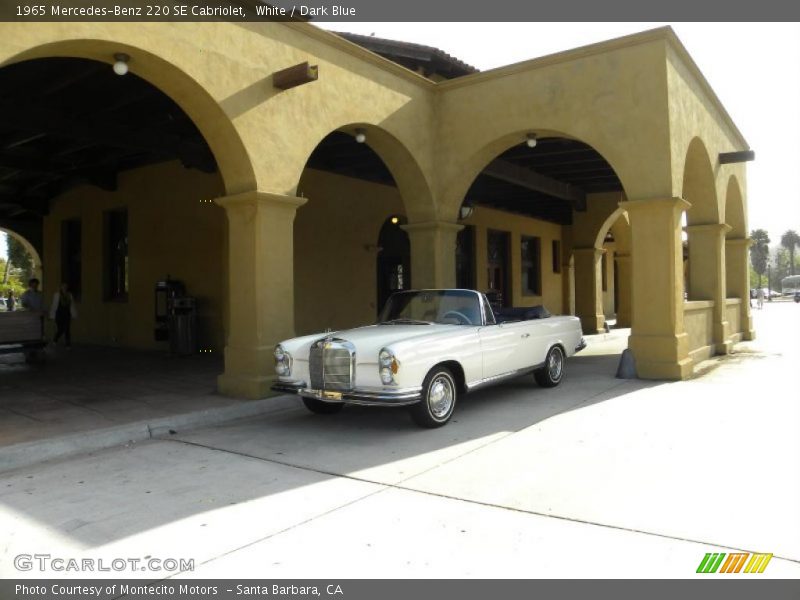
[272,289,586,428]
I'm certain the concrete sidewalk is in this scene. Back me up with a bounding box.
[0,304,797,578]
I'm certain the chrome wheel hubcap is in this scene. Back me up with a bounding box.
[548,350,563,380]
[429,376,454,418]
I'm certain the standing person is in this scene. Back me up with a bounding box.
[20,278,44,313]
[50,282,78,348]
[6,290,15,311]
[756,287,765,310]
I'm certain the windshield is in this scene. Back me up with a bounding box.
[379,290,482,325]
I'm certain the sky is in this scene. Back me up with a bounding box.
[2,23,798,260]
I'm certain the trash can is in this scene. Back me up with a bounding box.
[169,296,197,355]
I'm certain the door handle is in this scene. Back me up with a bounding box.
[521,333,530,338]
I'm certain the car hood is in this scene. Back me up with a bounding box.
[285,323,462,360]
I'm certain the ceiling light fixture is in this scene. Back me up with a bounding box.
[113,53,130,76]
[526,133,538,148]
[354,128,366,144]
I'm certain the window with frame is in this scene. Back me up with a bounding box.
[552,239,561,273]
[105,209,129,301]
[521,235,542,296]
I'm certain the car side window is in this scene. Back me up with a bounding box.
[482,295,496,325]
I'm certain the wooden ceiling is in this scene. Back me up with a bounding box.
[0,57,215,220]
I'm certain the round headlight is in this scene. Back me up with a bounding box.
[379,349,393,366]
[276,361,289,376]
[380,367,394,384]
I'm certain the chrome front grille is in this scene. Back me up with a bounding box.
[309,339,354,391]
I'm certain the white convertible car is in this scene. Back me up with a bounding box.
[272,289,586,428]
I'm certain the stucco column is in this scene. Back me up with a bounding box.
[402,221,463,289]
[686,223,732,353]
[215,190,307,399]
[620,197,692,380]
[615,254,632,327]
[725,237,755,341]
[573,247,605,334]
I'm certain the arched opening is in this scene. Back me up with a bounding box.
[0,53,248,352]
[455,132,626,334]
[376,215,410,314]
[1,227,42,311]
[294,126,427,335]
[723,175,749,339]
[681,137,721,302]
[592,209,632,328]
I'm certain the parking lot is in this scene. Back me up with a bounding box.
[0,303,798,578]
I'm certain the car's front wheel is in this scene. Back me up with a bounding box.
[302,397,344,415]
[409,366,458,428]
[534,345,565,388]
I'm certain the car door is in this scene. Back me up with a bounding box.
[477,322,521,380]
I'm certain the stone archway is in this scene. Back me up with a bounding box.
[0,227,43,283]
[723,175,754,341]
[680,137,730,356]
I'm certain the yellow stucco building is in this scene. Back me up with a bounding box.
[0,22,753,398]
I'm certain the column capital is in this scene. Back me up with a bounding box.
[619,197,691,213]
[573,246,605,257]
[725,237,754,248]
[215,190,308,211]
[401,220,464,234]
[684,223,733,234]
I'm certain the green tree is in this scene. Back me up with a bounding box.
[781,230,800,276]
[749,229,770,289]
[6,236,33,282]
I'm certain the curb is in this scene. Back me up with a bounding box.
[0,395,298,474]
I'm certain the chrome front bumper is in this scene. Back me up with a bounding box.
[272,381,422,406]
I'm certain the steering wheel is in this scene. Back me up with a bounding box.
[442,310,473,325]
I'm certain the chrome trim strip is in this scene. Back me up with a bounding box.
[465,363,544,391]
[271,382,422,406]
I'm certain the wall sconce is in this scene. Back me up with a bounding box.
[526,133,538,148]
[113,53,130,76]
[390,215,399,225]
[354,128,367,144]
[459,204,475,220]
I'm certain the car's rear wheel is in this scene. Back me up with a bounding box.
[302,397,344,415]
[534,345,565,388]
[410,367,458,428]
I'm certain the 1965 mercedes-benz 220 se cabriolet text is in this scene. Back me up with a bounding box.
[272,289,586,428]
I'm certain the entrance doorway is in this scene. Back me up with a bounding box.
[376,216,411,315]
[487,229,510,307]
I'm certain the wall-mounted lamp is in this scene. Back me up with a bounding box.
[459,204,475,220]
[525,133,538,148]
[354,128,367,144]
[113,53,130,76]
[390,215,400,224]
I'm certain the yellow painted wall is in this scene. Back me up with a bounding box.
[294,168,404,335]
[42,161,226,350]
[461,206,564,314]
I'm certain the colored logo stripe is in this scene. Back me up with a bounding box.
[697,552,772,574]
[719,553,749,573]
[744,553,773,573]
[697,553,726,573]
